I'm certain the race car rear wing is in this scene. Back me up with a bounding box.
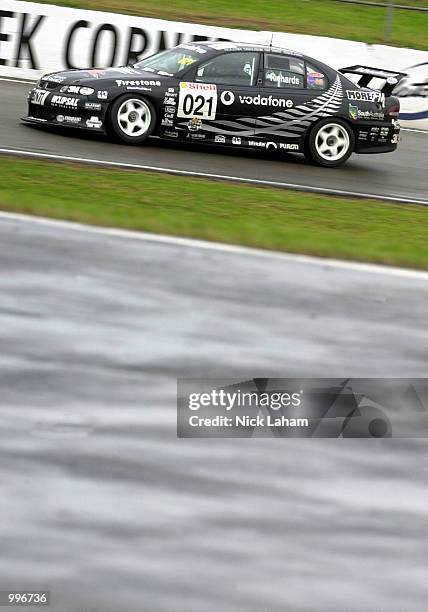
[339,65,407,96]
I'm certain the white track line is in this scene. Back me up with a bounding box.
[1,146,427,206]
[0,77,35,84]
[401,128,428,134]
[0,210,427,280]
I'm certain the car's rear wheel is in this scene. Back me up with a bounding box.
[108,94,156,144]
[305,118,354,167]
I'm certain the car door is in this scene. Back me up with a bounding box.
[174,51,261,146]
[255,53,330,152]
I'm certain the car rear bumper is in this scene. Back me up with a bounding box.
[356,144,397,154]
[353,119,400,153]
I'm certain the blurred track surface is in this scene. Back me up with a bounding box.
[1,214,428,612]
[0,80,427,203]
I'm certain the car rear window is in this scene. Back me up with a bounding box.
[306,63,328,90]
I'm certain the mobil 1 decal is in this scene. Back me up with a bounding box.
[177,82,218,120]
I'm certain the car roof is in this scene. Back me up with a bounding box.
[179,41,305,58]
[175,41,335,76]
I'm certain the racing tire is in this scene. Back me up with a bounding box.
[108,94,156,144]
[305,118,355,168]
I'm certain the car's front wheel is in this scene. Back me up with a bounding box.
[108,94,156,144]
[305,119,354,167]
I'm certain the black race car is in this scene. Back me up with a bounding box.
[23,41,405,167]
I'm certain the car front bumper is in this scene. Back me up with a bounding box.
[23,86,108,133]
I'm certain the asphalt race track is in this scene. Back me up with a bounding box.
[1,213,428,612]
[0,80,428,204]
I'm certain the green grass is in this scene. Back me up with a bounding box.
[36,0,428,50]
[1,156,428,270]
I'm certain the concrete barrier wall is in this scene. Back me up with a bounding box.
[1,0,427,129]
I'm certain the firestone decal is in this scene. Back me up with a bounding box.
[115,79,161,87]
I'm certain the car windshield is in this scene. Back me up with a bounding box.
[134,48,201,75]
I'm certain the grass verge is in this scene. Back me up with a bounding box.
[0,156,427,269]
[35,0,428,50]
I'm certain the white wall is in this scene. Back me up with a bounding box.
[1,0,427,128]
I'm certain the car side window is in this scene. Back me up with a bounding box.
[263,54,305,88]
[306,63,328,90]
[195,52,259,87]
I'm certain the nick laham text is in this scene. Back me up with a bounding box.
[188,416,309,428]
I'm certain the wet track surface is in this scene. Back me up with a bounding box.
[1,215,428,611]
[0,80,428,202]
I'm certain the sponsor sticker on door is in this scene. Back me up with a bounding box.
[178,82,218,120]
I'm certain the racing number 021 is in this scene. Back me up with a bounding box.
[183,94,214,117]
[177,82,218,120]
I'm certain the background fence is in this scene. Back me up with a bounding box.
[337,0,428,42]
[338,0,428,8]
